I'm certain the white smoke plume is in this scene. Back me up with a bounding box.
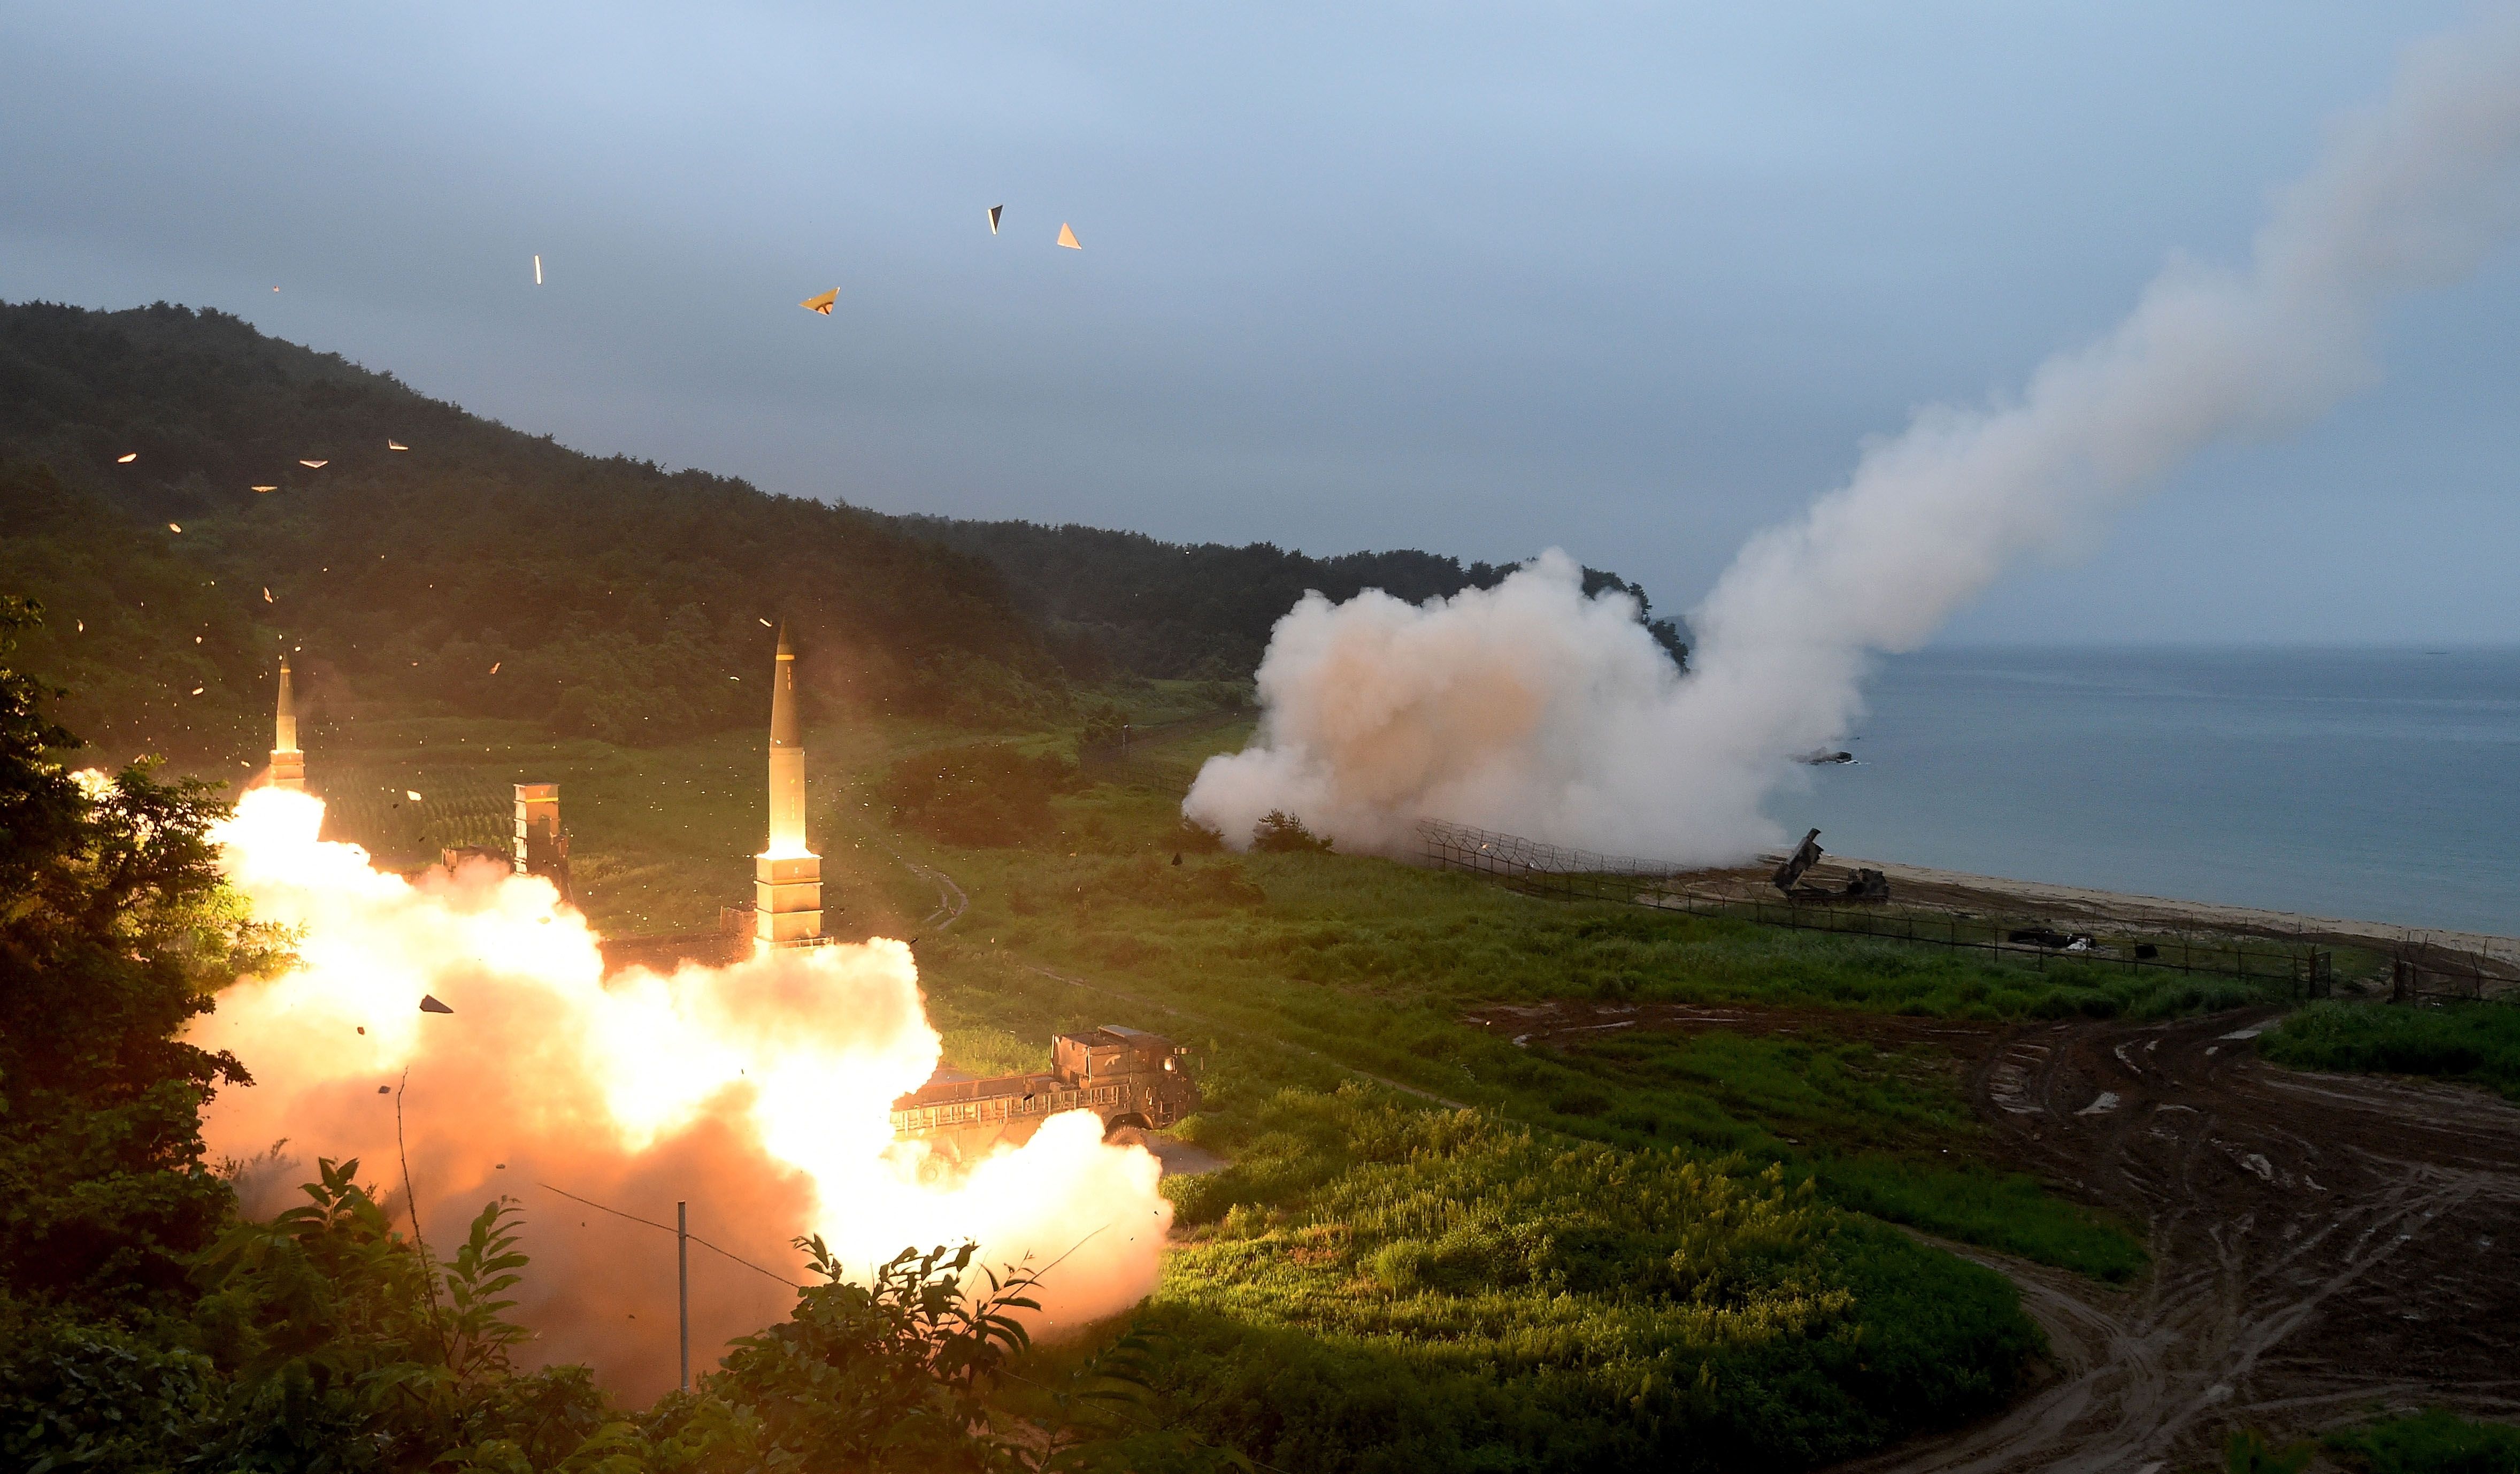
[196,788,1170,1403]
[1187,11,2520,863]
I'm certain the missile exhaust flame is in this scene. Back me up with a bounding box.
[195,787,1170,1401]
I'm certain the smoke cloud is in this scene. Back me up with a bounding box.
[196,789,1169,1403]
[1187,11,2520,863]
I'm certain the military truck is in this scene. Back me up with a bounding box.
[889,1025,1199,1158]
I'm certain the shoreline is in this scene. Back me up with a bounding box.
[1669,853,2519,981]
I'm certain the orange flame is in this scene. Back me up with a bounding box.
[195,788,1170,1399]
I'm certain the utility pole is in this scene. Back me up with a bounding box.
[677,1201,690,1393]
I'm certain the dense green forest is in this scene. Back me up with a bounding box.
[901,517,1689,683]
[0,301,1685,769]
[0,302,1064,763]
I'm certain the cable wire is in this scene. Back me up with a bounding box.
[535,1181,803,1287]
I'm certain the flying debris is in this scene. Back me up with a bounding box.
[533,254,543,285]
[419,994,454,1015]
[1057,222,1081,250]
[168,523,181,533]
[378,1085,390,1094]
[1796,749,1857,766]
[190,687,204,696]
[758,617,773,627]
[988,204,1003,234]
[251,485,277,493]
[406,790,424,802]
[117,452,137,463]
[489,661,501,674]
[299,459,327,469]
[800,289,838,316]
[262,588,272,603]
[387,440,408,451]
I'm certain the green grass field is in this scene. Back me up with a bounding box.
[287,695,2317,1468]
[2263,998,2520,1101]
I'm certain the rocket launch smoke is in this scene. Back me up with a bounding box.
[1185,9,2520,864]
[194,788,1170,1402]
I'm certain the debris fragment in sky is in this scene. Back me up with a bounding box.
[299,459,327,469]
[419,994,454,1015]
[533,255,543,285]
[190,687,204,696]
[388,440,408,451]
[168,523,181,532]
[406,790,423,802]
[117,452,136,463]
[989,204,1003,234]
[758,617,772,627]
[1057,222,1081,249]
[489,661,501,674]
[263,588,273,603]
[800,289,838,315]
[251,485,276,493]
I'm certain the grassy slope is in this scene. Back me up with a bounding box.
[2324,1409,2520,1473]
[2262,998,2520,1102]
[291,700,2266,1470]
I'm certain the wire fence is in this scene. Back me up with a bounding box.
[1417,819,2335,996]
[2391,940,2520,1003]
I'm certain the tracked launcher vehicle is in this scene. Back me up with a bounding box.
[889,1025,1200,1159]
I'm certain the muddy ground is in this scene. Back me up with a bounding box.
[1471,1000,2520,1472]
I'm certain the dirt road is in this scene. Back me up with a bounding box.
[1481,1001,2520,1471]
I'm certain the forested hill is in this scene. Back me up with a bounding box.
[0,300,1684,765]
[895,519,1689,682]
[0,301,1075,762]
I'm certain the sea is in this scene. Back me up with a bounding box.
[1762,647,2520,938]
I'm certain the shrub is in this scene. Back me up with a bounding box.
[1078,699,1131,754]
[1251,810,1334,854]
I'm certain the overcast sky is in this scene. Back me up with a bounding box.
[5,3,2515,644]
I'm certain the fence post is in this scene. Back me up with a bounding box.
[677,1200,690,1394]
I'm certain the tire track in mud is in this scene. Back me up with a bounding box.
[1473,1000,2520,1472]
[1850,1008,2520,1472]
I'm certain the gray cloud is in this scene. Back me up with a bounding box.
[3,1,2511,642]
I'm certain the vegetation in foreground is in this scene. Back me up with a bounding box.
[0,603,1228,1472]
[1146,1088,2035,1473]
[2262,999,2520,1101]
[2322,1408,2520,1473]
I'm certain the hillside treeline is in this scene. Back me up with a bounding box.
[0,300,1684,766]
[902,517,1691,682]
[0,302,1068,762]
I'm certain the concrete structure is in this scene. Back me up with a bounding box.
[267,657,304,792]
[513,782,573,903]
[890,1026,1199,1158]
[755,622,824,945]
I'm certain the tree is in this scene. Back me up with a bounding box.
[0,595,285,1317]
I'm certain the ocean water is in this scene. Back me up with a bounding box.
[1762,648,2520,936]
